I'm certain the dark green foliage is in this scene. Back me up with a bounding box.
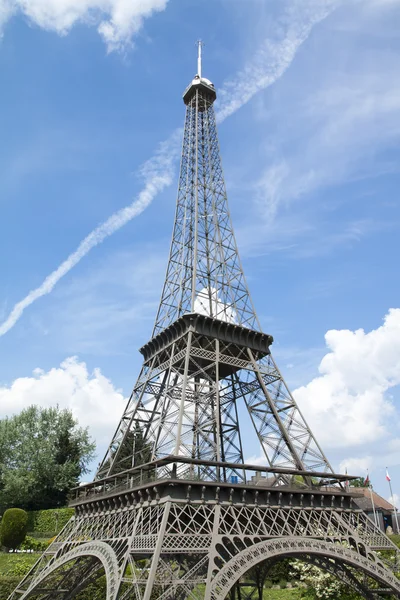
[26,508,74,536]
[268,559,292,583]
[389,534,400,548]
[0,577,21,598]
[279,579,287,589]
[0,406,95,511]
[102,423,154,476]
[5,556,35,577]
[75,576,106,600]
[349,478,366,488]
[246,558,293,599]
[0,509,28,551]
[246,560,271,598]
[130,423,153,468]
[265,580,273,588]
[19,536,48,552]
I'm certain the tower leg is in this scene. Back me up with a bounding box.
[142,503,171,600]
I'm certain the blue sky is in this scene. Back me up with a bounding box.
[1,0,400,501]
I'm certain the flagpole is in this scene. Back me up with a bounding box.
[386,467,400,533]
[368,481,378,529]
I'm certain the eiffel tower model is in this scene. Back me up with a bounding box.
[10,44,400,600]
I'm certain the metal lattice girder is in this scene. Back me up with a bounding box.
[153,80,258,336]
[97,313,332,479]
[9,483,400,600]
[9,60,400,600]
[95,63,333,480]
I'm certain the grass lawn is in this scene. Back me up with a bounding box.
[0,553,39,576]
[262,590,302,599]
[239,588,303,599]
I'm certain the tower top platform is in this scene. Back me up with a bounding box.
[183,74,217,105]
[140,312,273,364]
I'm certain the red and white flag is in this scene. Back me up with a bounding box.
[386,469,391,482]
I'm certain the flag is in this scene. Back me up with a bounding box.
[386,469,391,482]
[364,474,370,487]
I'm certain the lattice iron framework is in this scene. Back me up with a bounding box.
[9,47,400,600]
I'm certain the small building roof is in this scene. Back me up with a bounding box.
[350,487,396,512]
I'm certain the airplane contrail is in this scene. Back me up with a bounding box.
[0,1,338,338]
[0,132,181,337]
[217,0,341,122]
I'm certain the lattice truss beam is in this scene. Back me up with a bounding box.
[95,79,332,481]
[10,490,400,600]
[97,320,331,479]
[153,85,257,335]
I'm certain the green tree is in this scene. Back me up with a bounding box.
[0,406,95,512]
[101,422,153,476]
[350,478,366,488]
[0,508,28,551]
[246,560,270,599]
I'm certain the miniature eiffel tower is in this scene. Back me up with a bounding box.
[10,44,400,600]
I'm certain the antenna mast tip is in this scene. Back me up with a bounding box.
[196,39,204,78]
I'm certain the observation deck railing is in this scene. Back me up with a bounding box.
[69,456,356,506]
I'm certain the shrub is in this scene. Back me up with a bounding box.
[390,534,400,549]
[268,558,292,582]
[6,557,34,577]
[279,579,287,589]
[264,580,273,589]
[26,508,74,536]
[75,576,106,600]
[0,577,21,598]
[0,509,28,551]
[19,536,48,552]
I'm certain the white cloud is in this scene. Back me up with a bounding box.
[245,454,268,467]
[194,287,236,324]
[0,0,168,52]
[253,41,400,220]
[339,456,371,476]
[0,1,13,32]
[0,356,126,444]
[294,308,400,449]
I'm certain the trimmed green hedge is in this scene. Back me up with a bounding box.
[0,509,28,551]
[26,508,74,536]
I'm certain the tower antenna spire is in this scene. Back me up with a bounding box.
[197,39,204,78]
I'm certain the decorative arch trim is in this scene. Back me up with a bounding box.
[19,541,119,600]
[210,537,400,600]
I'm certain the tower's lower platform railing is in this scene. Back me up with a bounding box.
[69,456,357,506]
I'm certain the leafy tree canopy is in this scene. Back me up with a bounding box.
[99,422,153,478]
[350,478,366,488]
[0,406,95,512]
